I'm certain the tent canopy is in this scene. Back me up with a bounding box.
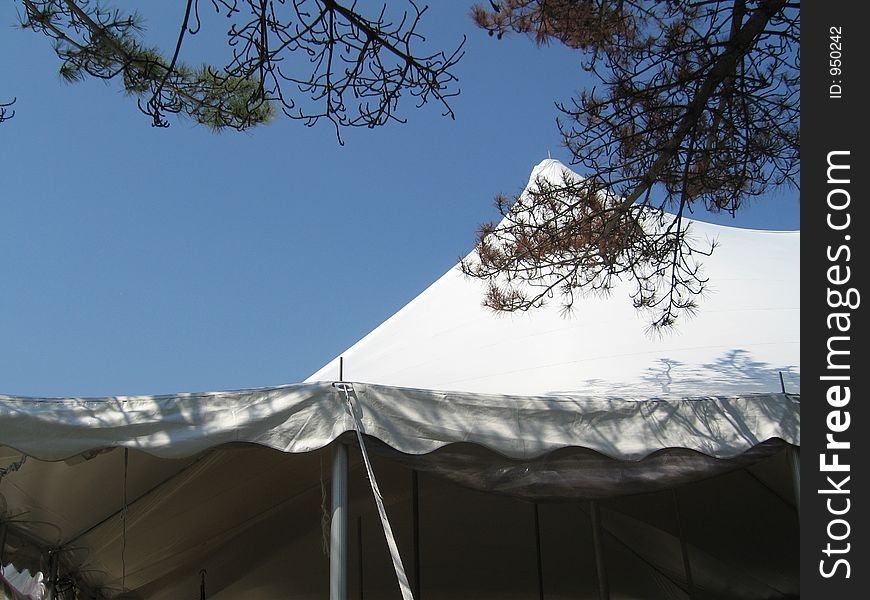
[2,159,800,465]
[2,159,800,491]
[1,160,800,600]
[308,159,800,398]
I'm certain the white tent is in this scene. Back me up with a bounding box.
[308,159,800,398]
[1,160,799,600]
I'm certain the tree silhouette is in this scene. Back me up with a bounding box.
[0,97,14,123]
[12,2,800,329]
[463,0,799,329]
[17,0,464,141]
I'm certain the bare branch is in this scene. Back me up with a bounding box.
[0,97,16,123]
[18,0,464,137]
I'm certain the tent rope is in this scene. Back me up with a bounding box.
[334,382,415,600]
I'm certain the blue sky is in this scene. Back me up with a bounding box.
[0,1,799,397]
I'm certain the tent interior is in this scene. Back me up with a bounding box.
[1,435,798,600]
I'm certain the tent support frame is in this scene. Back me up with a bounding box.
[45,550,59,600]
[788,446,800,516]
[330,443,349,600]
[673,488,695,598]
[0,521,7,565]
[589,500,609,600]
[411,470,421,599]
[534,503,544,600]
[357,516,364,600]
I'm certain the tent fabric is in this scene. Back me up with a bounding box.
[0,384,797,464]
[0,567,42,600]
[0,564,43,600]
[0,444,798,600]
[307,160,800,399]
[0,158,800,599]
[368,437,792,501]
[0,159,800,468]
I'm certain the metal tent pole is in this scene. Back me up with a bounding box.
[787,446,800,516]
[589,501,610,600]
[0,521,7,565]
[533,503,544,600]
[411,470,421,600]
[672,489,695,599]
[357,516,365,600]
[330,443,349,600]
[45,550,59,600]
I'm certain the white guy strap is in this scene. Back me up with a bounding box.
[334,382,415,600]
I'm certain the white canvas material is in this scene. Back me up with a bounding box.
[0,384,798,463]
[0,160,800,599]
[0,564,44,600]
[308,160,800,399]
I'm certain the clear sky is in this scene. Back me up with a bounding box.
[0,1,799,397]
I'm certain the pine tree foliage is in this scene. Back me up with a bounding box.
[9,1,800,330]
[0,98,14,123]
[463,0,799,329]
[18,0,464,138]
